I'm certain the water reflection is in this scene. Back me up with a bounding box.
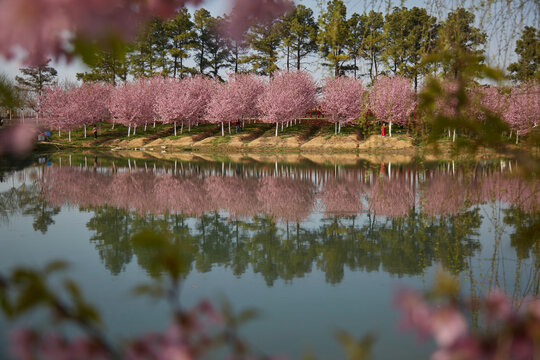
[1,157,539,292]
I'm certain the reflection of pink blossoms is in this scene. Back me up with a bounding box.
[369,176,414,217]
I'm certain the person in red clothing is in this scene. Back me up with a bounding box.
[381,123,386,136]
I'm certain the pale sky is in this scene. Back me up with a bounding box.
[0,0,533,84]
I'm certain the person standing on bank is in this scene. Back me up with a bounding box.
[381,123,386,137]
[93,126,98,139]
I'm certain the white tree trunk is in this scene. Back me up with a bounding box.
[275,122,279,137]
[174,121,177,136]
[448,129,451,138]
[153,121,156,128]
[133,125,137,135]
[144,122,147,131]
[338,121,341,133]
[128,125,131,137]
[68,130,71,142]
[221,122,224,136]
[509,129,513,138]
[389,121,392,137]
[180,121,183,134]
[452,129,456,142]
[516,133,519,145]
[112,122,115,129]
[84,125,87,138]
[228,121,231,134]
[281,121,284,131]
[188,119,191,132]
[58,128,61,137]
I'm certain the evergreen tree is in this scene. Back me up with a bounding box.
[223,14,249,74]
[359,11,384,81]
[437,8,487,78]
[280,4,318,71]
[383,7,438,90]
[206,16,231,79]
[77,48,128,85]
[148,18,171,77]
[507,26,540,82]
[193,8,213,75]
[346,12,365,78]
[166,8,197,79]
[243,22,282,76]
[15,59,58,96]
[128,23,154,78]
[318,0,350,76]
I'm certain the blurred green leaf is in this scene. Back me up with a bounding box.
[336,330,375,360]
[45,261,69,274]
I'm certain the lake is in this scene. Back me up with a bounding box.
[0,153,538,359]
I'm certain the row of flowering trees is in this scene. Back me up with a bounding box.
[39,72,539,141]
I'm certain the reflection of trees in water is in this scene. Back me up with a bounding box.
[0,168,60,233]
[2,160,538,292]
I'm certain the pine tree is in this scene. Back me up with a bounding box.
[166,8,197,79]
[317,0,349,77]
[15,59,58,96]
[507,26,540,82]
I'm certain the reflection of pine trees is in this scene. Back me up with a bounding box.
[85,206,133,275]
[504,207,540,260]
[0,182,60,234]
[80,206,486,283]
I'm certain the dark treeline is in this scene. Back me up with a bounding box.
[76,0,539,87]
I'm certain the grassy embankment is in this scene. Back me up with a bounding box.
[40,121,417,152]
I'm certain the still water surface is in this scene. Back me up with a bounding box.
[0,154,538,359]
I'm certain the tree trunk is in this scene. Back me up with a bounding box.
[281,121,284,131]
[221,122,224,136]
[128,125,131,137]
[188,119,191,132]
[228,121,231,134]
[275,122,278,137]
[174,121,177,136]
[452,129,456,142]
[133,125,137,135]
[68,130,71,142]
[389,121,392,137]
[84,125,87,138]
[334,121,337,135]
[286,45,290,72]
[338,121,341,133]
[181,121,184,134]
[153,121,156,128]
[516,133,519,145]
[58,128,61,137]
[112,122,115,129]
[144,122,147,131]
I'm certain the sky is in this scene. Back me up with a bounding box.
[0,0,534,84]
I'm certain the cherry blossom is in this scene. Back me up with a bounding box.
[320,76,365,134]
[369,76,416,137]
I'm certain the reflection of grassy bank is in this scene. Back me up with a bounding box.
[32,147,518,170]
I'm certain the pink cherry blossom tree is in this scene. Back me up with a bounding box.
[320,76,365,134]
[154,78,183,136]
[108,78,154,136]
[73,82,111,138]
[206,74,264,136]
[39,86,80,141]
[502,82,540,144]
[257,71,317,136]
[369,76,416,137]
